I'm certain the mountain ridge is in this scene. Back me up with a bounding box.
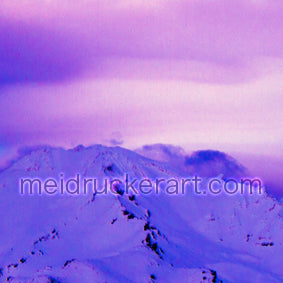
[0,145,282,282]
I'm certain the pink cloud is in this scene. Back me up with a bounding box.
[0,0,282,84]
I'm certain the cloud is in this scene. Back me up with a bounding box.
[135,144,186,163]
[184,150,246,178]
[109,132,124,146]
[0,0,281,159]
[0,76,281,157]
[136,144,247,178]
[0,20,94,85]
[0,0,282,84]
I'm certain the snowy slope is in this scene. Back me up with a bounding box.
[0,145,282,283]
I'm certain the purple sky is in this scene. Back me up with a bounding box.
[0,0,282,165]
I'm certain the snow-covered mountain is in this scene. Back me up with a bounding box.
[0,145,282,282]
